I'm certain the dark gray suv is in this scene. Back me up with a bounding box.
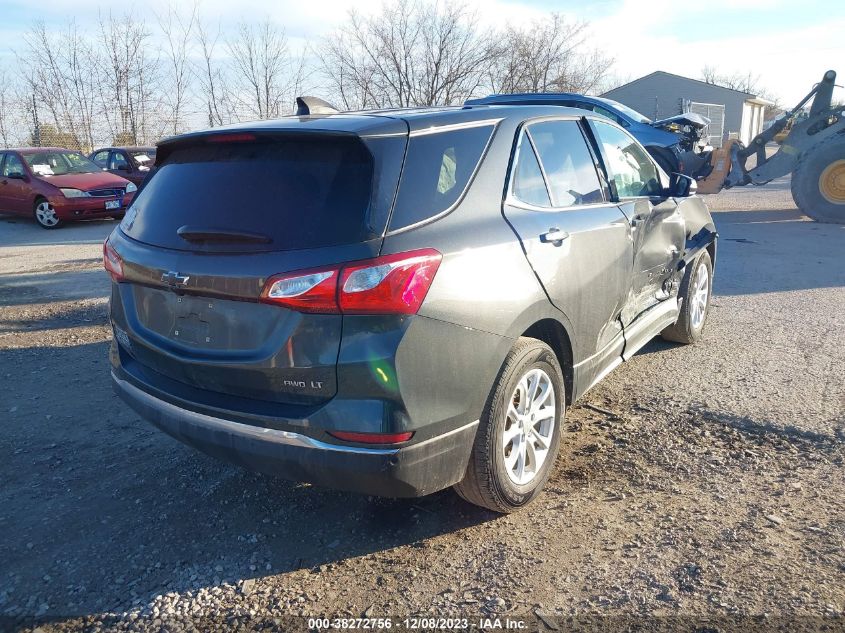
[106,103,717,512]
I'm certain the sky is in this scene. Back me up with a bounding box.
[0,0,843,106]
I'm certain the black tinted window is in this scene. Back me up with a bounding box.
[389,124,493,231]
[528,120,604,207]
[122,135,404,252]
[110,152,129,170]
[92,151,109,167]
[512,134,551,207]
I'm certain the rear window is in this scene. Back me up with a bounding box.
[121,135,405,252]
[388,124,494,231]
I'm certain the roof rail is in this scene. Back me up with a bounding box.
[295,96,339,116]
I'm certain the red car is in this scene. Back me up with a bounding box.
[0,147,136,229]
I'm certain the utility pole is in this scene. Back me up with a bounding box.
[30,94,41,146]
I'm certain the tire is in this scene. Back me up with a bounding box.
[790,137,845,224]
[662,250,713,344]
[454,337,564,513]
[33,197,63,229]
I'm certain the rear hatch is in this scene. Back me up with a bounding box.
[110,125,407,408]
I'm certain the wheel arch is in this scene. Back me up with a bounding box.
[521,318,574,406]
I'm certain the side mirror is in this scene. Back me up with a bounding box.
[7,171,26,181]
[668,172,696,197]
[117,165,130,172]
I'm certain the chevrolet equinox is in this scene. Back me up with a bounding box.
[106,101,717,512]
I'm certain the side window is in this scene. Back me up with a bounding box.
[593,105,628,127]
[389,124,494,231]
[527,120,604,207]
[1,153,25,177]
[92,151,110,168]
[511,132,551,207]
[592,120,661,198]
[109,151,129,171]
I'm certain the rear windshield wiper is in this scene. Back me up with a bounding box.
[176,225,272,244]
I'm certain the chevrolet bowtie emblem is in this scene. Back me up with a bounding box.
[161,271,190,286]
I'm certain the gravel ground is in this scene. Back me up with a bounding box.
[0,178,843,632]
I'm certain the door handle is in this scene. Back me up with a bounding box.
[540,228,569,245]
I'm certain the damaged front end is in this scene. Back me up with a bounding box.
[652,113,711,152]
[651,113,714,181]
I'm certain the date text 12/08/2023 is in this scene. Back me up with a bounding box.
[307,617,529,630]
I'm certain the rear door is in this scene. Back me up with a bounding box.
[111,130,406,408]
[502,117,633,357]
[0,152,30,214]
[589,119,684,324]
[108,150,135,182]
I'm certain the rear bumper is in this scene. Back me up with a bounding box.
[112,372,478,498]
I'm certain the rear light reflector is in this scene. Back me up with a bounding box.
[328,430,414,444]
[259,249,442,315]
[260,268,339,313]
[103,240,124,281]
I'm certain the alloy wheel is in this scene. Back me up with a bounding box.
[35,201,60,228]
[689,262,709,330]
[502,368,555,486]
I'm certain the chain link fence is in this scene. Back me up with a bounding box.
[1,105,274,153]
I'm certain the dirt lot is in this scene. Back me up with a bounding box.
[1,178,843,631]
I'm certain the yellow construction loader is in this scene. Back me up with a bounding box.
[697,70,844,223]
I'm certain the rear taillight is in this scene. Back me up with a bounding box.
[328,430,414,444]
[260,249,442,315]
[103,240,124,281]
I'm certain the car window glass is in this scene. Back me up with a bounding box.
[593,105,627,127]
[130,151,153,165]
[511,133,551,207]
[389,124,493,231]
[92,151,109,167]
[527,120,604,207]
[437,147,457,194]
[110,152,129,170]
[122,134,406,253]
[2,153,25,177]
[24,151,99,175]
[592,121,662,198]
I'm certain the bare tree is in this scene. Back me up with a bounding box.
[158,1,198,135]
[0,66,16,147]
[320,0,494,109]
[701,66,782,118]
[701,66,763,94]
[98,12,162,145]
[487,14,614,95]
[195,18,229,126]
[19,21,100,150]
[227,19,298,120]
